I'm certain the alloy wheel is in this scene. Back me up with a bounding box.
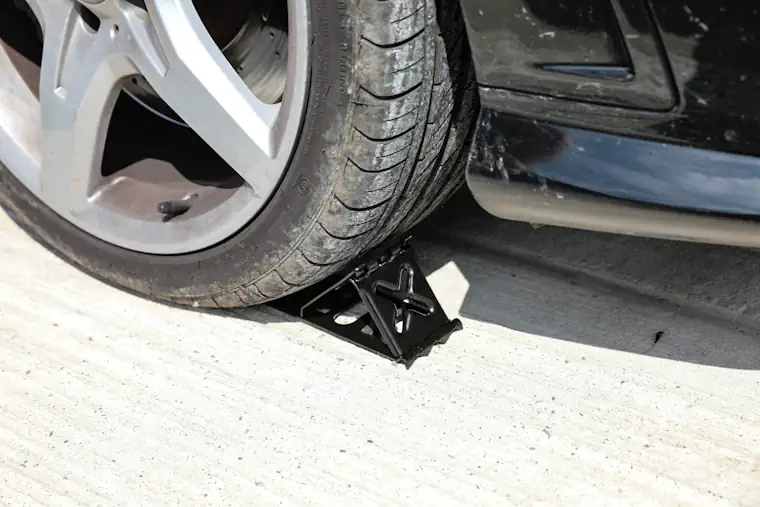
[0,0,309,254]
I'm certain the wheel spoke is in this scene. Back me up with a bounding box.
[129,0,282,195]
[36,3,135,213]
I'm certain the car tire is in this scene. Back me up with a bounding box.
[0,0,476,307]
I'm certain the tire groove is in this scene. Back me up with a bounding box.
[360,27,426,50]
[358,82,423,102]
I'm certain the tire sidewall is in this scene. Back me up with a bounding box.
[0,0,355,298]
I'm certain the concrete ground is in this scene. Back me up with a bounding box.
[1,190,760,506]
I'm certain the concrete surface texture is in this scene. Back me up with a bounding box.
[2,193,760,506]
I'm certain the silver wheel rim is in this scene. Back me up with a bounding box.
[0,0,310,254]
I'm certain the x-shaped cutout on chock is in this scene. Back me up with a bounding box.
[374,263,435,334]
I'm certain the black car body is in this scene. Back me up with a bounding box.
[461,0,760,247]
